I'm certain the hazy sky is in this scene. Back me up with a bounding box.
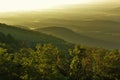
[0,0,119,12]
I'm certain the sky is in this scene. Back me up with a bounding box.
[0,0,119,12]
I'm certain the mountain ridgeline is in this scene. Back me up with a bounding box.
[0,23,119,50]
[0,23,73,50]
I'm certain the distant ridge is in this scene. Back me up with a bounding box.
[36,26,120,49]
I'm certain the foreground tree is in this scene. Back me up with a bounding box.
[102,49,120,80]
[13,44,66,80]
[69,46,93,80]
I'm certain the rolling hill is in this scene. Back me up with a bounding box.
[0,23,72,50]
[36,26,120,49]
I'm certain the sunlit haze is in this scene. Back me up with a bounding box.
[0,0,117,12]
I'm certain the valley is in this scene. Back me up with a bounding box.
[0,4,120,49]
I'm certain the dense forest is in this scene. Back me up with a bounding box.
[0,27,120,80]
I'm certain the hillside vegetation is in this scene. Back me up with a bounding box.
[0,27,120,80]
[0,23,72,50]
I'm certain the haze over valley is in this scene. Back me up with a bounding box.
[0,2,120,49]
[0,1,120,80]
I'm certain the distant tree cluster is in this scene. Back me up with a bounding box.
[0,32,26,53]
[0,32,120,80]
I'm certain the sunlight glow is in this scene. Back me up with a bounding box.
[0,0,103,12]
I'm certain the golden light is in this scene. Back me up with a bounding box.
[0,0,100,12]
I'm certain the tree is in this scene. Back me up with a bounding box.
[13,44,66,80]
[102,49,120,80]
[69,45,93,80]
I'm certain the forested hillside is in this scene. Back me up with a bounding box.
[0,23,120,80]
[0,23,72,50]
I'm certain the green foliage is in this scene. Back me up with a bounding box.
[0,32,24,53]
[69,46,93,80]
[102,49,120,80]
[0,43,67,80]
[0,29,120,80]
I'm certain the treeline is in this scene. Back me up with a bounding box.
[0,32,120,80]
